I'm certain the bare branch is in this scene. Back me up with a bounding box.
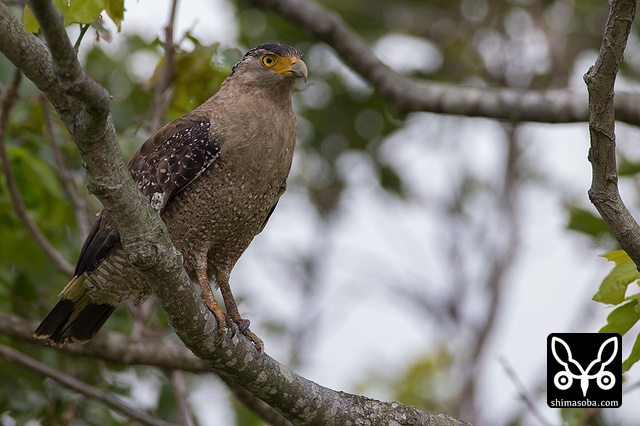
[247,0,640,127]
[168,370,194,426]
[151,0,179,132]
[29,0,109,115]
[0,312,209,372]
[0,343,176,426]
[585,0,640,266]
[0,69,75,276]
[40,94,92,238]
[499,357,552,426]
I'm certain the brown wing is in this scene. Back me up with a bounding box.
[74,114,220,276]
[129,114,220,212]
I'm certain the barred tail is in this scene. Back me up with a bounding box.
[33,276,116,345]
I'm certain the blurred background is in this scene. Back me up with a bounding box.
[2,0,640,425]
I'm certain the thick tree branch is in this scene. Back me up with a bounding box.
[585,0,640,266]
[0,343,175,426]
[221,377,295,426]
[25,0,176,269]
[1,3,471,425]
[0,69,75,276]
[247,0,640,126]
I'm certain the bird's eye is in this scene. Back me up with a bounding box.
[261,54,277,68]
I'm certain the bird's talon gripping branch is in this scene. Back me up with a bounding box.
[227,316,251,333]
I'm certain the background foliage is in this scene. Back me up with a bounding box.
[2,0,640,425]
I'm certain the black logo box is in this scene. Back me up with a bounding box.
[547,333,622,407]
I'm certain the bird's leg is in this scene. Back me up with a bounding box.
[215,268,264,354]
[195,254,227,336]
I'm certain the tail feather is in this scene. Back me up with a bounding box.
[34,276,116,345]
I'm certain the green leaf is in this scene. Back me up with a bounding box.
[22,5,40,33]
[566,206,612,240]
[104,0,125,31]
[594,251,639,304]
[23,0,109,32]
[623,332,640,372]
[618,156,640,177]
[599,300,640,335]
[560,407,591,426]
[67,0,106,24]
[601,250,633,265]
[378,163,405,197]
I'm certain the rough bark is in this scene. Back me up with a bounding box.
[585,0,640,268]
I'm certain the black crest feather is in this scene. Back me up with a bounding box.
[231,43,302,75]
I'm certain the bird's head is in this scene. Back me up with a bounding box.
[229,43,307,91]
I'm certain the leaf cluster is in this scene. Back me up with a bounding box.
[595,250,640,372]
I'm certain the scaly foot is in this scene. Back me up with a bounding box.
[226,314,264,354]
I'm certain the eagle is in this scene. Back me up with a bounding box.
[34,43,308,353]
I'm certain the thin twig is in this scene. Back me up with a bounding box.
[0,69,75,276]
[40,93,92,238]
[457,125,522,419]
[168,370,194,426]
[74,23,90,51]
[499,357,552,426]
[150,0,179,132]
[0,343,176,426]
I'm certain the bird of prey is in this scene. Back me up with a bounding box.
[34,43,307,353]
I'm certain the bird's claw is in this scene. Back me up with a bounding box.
[242,328,264,354]
[226,316,250,333]
[225,315,263,354]
[200,294,264,354]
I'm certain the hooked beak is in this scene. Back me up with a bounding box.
[290,59,308,82]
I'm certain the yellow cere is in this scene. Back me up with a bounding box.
[261,54,300,75]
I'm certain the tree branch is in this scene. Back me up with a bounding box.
[0,68,75,276]
[0,3,471,425]
[220,376,295,426]
[585,0,640,266]
[150,0,179,132]
[498,356,551,426]
[0,312,209,372]
[0,343,176,426]
[247,0,640,126]
[167,370,194,426]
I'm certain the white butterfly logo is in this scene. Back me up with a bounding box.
[551,336,617,397]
